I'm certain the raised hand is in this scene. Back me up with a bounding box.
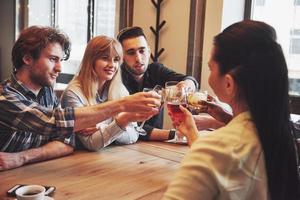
[122,91,161,114]
[205,100,232,124]
[176,105,199,146]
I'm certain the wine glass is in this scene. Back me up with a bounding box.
[187,90,209,114]
[165,81,188,142]
[135,85,164,136]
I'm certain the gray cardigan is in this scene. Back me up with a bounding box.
[60,82,139,151]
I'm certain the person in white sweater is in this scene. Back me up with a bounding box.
[163,20,300,200]
[61,35,147,151]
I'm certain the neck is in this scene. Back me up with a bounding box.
[133,74,144,84]
[230,100,249,117]
[15,70,41,95]
[98,80,106,95]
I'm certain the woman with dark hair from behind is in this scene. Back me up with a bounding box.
[163,20,300,200]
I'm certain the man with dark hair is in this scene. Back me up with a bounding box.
[0,26,161,170]
[117,26,199,141]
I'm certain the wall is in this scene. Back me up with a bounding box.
[133,0,191,129]
[0,0,15,81]
[133,0,190,74]
[200,0,224,95]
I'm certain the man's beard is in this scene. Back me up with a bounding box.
[125,63,147,76]
[30,73,52,88]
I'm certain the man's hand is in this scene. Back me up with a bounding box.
[177,79,196,92]
[0,152,25,171]
[0,141,73,171]
[122,91,161,114]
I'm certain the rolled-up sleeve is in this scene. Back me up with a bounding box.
[0,92,75,137]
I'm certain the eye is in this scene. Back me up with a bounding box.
[139,49,146,54]
[114,57,120,62]
[49,57,59,63]
[126,50,135,56]
[100,55,109,60]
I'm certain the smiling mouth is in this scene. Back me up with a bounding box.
[104,69,115,74]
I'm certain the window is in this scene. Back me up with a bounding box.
[255,0,265,6]
[249,0,300,97]
[16,0,119,84]
[290,29,300,54]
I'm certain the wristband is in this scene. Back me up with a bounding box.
[168,129,176,140]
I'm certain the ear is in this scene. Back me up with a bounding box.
[22,54,33,66]
[224,74,236,97]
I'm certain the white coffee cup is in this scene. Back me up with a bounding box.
[15,185,46,200]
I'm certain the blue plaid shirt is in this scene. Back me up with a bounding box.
[0,74,76,152]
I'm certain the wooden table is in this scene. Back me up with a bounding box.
[0,141,188,200]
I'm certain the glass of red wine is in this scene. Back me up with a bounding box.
[165,81,188,142]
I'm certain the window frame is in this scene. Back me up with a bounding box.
[15,0,123,85]
[186,0,206,87]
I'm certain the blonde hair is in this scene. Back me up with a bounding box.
[71,35,124,105]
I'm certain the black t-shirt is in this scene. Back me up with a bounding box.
[121,62,198,140]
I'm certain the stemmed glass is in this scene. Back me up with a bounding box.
[165,81,188,142]
[135,85,164,136]
[187,90,209,114]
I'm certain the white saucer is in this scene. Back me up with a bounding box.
[44,196,54,200]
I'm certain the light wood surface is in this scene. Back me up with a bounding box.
[0,141,188,200]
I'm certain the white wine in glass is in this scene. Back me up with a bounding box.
[135,85,164,136]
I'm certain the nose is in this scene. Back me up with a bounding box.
[54,61,62,73]
[135,52,142,62]
[107,58,115,68]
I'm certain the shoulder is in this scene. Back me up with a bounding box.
[148,62,166,70]
[60,81,87,107]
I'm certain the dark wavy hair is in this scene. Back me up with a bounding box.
[213,20,300,199]
[12,26,71,71]
[117,26,146,44]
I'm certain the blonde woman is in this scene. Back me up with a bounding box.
[61,36,142,151]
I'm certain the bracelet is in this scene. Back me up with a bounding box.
[168,129,176,140]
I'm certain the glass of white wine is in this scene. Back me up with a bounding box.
[187,90,210,114]
[135,85,164,136]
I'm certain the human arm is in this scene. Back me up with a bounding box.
[0,88,160,136]
[147,63,198,90]
[205,98,233,124]
[73,91,160,131]
[77,111,155,151]
[0,141,73,171]
[193,114,225,130]
[61,88,154,150]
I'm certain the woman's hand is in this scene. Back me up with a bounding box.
[202,96,232,124]
[115,112,155,129]
[177,105,199,146]
[77,127,98,136]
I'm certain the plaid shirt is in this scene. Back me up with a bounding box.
[0,74,75,152]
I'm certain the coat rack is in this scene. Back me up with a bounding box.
[150,0,166,62]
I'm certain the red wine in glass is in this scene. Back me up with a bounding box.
[167,102,187,125]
